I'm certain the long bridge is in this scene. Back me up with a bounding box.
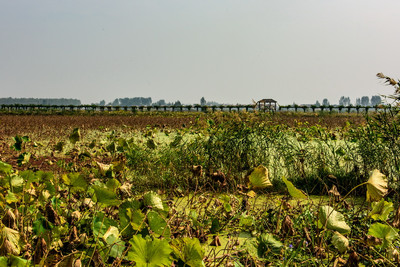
[0,103,393,113]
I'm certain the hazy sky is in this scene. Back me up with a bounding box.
[1,1,400,105]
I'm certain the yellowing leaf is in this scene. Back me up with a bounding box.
[246,190,256,198]
[282,176,307,199]
[319,206,351,234]
[248,166,272,189]
[331,231,349,253]
[366,170,388,202]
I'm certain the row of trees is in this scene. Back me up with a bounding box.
[315,95,382,107]
[0,98,81,105]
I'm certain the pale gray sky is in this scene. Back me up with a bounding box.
[1,1,399,105]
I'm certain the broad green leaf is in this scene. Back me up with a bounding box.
[248,165,272,189]
[143,191,164,210]
[5,191,18,204]
[257,233,283,256]
[368,199,394,221]
[331,231,349,253]
[69,128,81,144]
[127,235,172,267]
[171,238,205,267]
[11,135,23,151]
[366,170,388,202]
[103,226,125,259]
[0,226,21,255]
[119,200,144,237]
[0,257,8,267]
[106,178,121,192]
[147,211,170,238]
[282,176,307,199]
[146,139,156,149]
[368,222,398,248]
[62,173,88,192]
[9,255,30,267]
[0,161,12,175]
[239,214,254,227]
[32,217,53,236]
[93,213,118,238]
[92,185,120,206]
[318,206,351,234]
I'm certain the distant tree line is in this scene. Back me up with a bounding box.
[315,95,382,107]
[0,97,81,105]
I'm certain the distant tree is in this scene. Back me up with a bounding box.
[322,98,330,106]
[361,96,370,106]
[370,95,382,106]
[99,100,106,106]
[174,100,182,106]
[200,97,206,106]
[111,99,120,106]
[339,96,351,106]
[153,99,166,106]
[356,98,361,106]
[315,100,321,107]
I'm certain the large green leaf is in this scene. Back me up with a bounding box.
[0,257,7,267]
[0,161,12,175]
[257,233,283,256]
[147,211,170,238]
[127,235,172,267]
[119,200,143,237]
[102,226,125,259]
[92,213,118,238]
[92,184,120,206]
[368,199,394,221]
[282,176,307,199]
[171,238,205,267]
[368,222,398,248]
[331,231,349,253]
[248,165,272,189]
[366,169,388,202]
[9,255,30,267]
[318,206,351,234]
[143,191,164,210]
[62,173,88,192]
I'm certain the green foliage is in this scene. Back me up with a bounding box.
[368,223,398,249]
[171,238,205,267]
[368,199,394,221]
[257,233,283,256]
[69,128,81,144]
[127,235,172,266]
[282,176,307,199]
[92,184,120,206]
[331,231,349,253]
[143,191,164,210]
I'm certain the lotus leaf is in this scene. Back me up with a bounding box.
[282,176,307,199]
[248,165,272,189]
[366,170,388,202]
[331,231,349,253]
[318,206,351,234]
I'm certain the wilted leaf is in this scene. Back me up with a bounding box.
[368,199,394,221]
[127,235,172,266]
[331,231,349,253]
[5,191,18,204]
[0,226,20,255]
[96,161,112,176]
[248,165,272,189]
[366,170,388,202]
[246,190,256,198]
[143,191,164,210]
[282,176,307,199]
[368,222,398,248]
[319,206,351,234]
